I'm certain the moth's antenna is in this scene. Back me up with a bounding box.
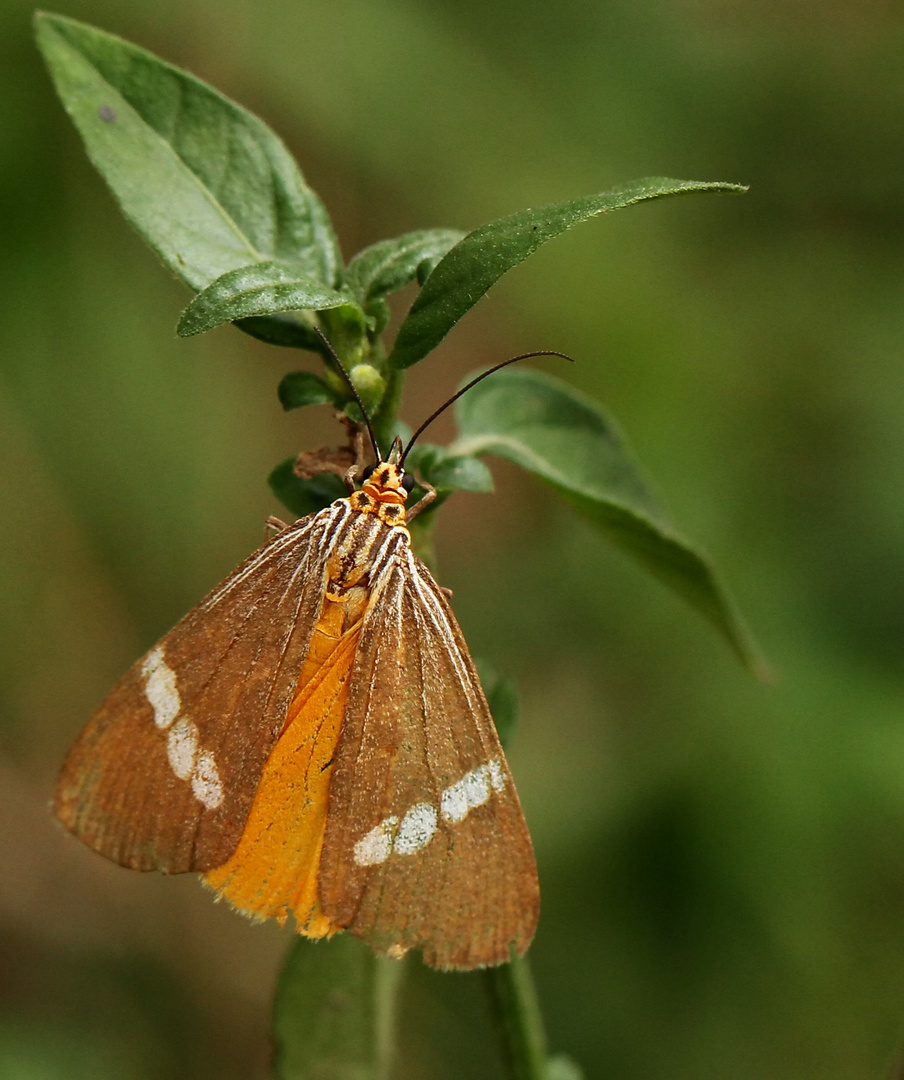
[399,350,574,465]
[313,326,382,462]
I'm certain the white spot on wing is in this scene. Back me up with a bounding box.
[142,646,181,729]
[141,648,224,810]
[354,816,399,866]
[440,760,505,824]
[166,718,198,780]
[351,761,508,866]
[393,803,438,855]
[191,749,224,809]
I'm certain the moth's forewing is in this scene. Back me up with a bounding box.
[319,547,539,971]
[54,509,343,873]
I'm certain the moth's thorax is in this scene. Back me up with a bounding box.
[347,462,409,528]
[326,497,411,598]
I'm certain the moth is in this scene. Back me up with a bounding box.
[53,342,560,971]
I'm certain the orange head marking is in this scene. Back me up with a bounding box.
[350,459,415,524]
[360,462,413,507]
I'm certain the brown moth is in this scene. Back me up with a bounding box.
[53,345,552,971]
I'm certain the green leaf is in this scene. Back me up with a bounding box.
[177,261,360,337]
[268,459,346,518]
[426,453,494,493]
[278,371,337,411]
[345,228,466,304]
[235,314,325,352]
[474,658,519,748]
[389,178,746,369]
[34,13,341,293]
[451,368,768,678]
[404,443,493,494]
[273,936,401,1080]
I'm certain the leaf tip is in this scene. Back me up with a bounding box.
[175,307,201,338]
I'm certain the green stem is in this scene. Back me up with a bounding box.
[374,954,404,1080]
[371,364,404,455]
[484,952,549,1080]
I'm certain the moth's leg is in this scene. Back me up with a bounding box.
[407,478,437,521]
[266,516,289,535]
[343,427,367,493]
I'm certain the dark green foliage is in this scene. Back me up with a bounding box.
[452,368,767,676]
[268,460,347,518]
[278,371,338,411]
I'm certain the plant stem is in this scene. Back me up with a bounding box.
[484,952,549,1080]
[371,364,403,454]
[374,954,404,1080]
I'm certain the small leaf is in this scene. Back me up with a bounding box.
[425,454,494,493]
[345,229,466,305]
[364,297,391,337]
[389,178,746,369]
[273,936,400,1080]
[177,261,360,337]
[451,368,768,678]
[474,658,519,748]
[278,371,337,411]
[34,13,341,293]
[235,313,325,352]
[269,459,346,518]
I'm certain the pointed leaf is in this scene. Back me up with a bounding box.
[278,371,337,411]
[345,229,466,304]
[451,368,768,678]
[389,179,746,369]
[35,13,341,293]
[177,261,360,337]
[273,936,400,1080]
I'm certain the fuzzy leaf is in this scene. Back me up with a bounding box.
[451,368,768,678]
[234,314,325,352]
[345,228,466,304]
[278,371,337,411]
[177,261,359,337]
[389,179,746,369]
[35,13,341,293]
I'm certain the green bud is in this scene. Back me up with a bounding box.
[348,363,386,417]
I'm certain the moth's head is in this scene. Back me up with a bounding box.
[360,461,415,505]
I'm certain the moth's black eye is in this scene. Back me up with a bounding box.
[401,473,416,493]
[361,464,377,482]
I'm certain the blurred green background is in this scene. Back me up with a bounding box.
[3,0,904,1077]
